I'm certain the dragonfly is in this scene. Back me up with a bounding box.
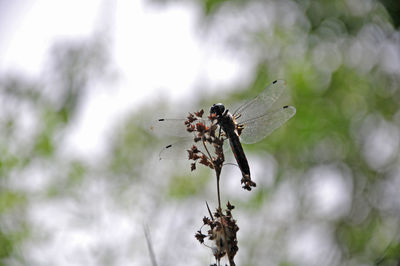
[151,80,296,189]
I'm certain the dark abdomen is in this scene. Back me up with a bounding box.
[228,133,250,178]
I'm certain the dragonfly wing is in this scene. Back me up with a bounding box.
[159,138,195,160]
[152,117,212,160]
[234,80,286,123]
[239,106,296,144]
[159,138,218,160]
[150,118,194,138]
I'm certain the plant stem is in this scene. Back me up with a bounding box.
[215,166,235,266]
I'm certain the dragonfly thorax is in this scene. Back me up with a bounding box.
[211,103,236,135]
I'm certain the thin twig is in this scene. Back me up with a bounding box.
[206,201,214,220]
[215,167,222,210]
[202,140,214,166]
[143,224,158,266]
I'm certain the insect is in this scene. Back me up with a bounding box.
[151,80,296,186]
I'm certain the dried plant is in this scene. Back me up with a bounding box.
[185,109,243,266]
[195,202,239,266]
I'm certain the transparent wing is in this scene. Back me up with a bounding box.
[234,80,286,123]
[159,138,227,160]
[239,106,296,144]
[151,117,224,160]
[159,138,195,160]
[150,118,195,159]
[150,118,192,138]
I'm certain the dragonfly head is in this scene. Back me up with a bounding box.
[210,103,225,116]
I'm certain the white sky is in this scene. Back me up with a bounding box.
[0,0,249,159]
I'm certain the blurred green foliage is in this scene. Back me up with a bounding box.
[0,36,111,264]
[168,171,210,198]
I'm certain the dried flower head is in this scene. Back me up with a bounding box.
[185,110,225,173]
[195,202,239,264]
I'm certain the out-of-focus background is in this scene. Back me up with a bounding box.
[1,0,400,265]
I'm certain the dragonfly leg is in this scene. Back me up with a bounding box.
[217,126,228,139]
[236,123,244,136]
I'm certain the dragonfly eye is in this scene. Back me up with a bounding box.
[210,103,225,116]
